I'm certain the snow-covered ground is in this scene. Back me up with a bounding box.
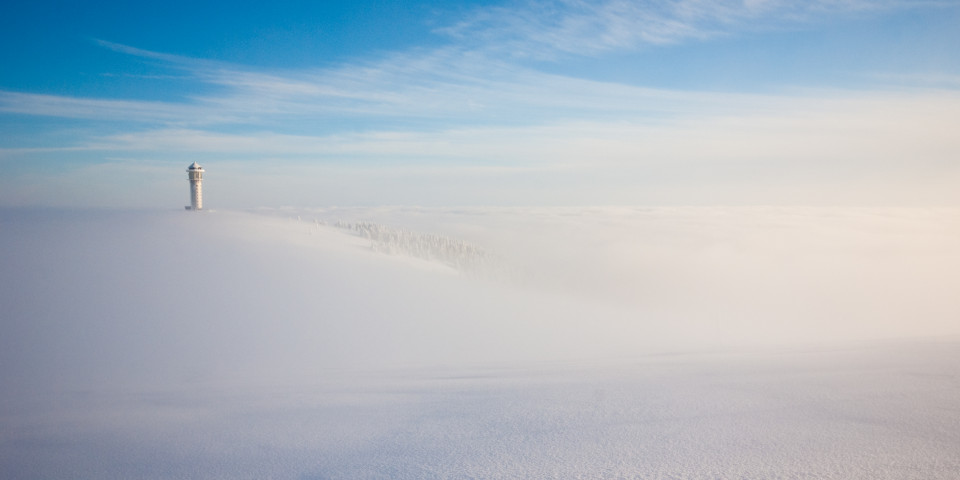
[2,207,959,478]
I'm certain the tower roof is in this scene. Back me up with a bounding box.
[187,162,204,171]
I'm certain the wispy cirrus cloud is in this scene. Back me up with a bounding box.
[2,1,959,207]
[0,91,201,123]
[73,86,960,172]
[3,1,955,130]
[0,44,768,128]
[439,0,950,59]
[5,85,959,206]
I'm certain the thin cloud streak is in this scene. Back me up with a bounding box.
[8,42,956,132]
[0,48,763,127]
[0,91,201,123]
[440,0,951,59]
[75,88,960,162]
[4,0,957,130]
[17,87,943,207]
[8,0,956,129]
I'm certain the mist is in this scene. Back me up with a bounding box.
[2,207,959,478]
[4,206,957,386]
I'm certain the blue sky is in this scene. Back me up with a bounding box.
[2,0,959,208]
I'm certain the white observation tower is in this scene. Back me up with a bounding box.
[186,162,205,211]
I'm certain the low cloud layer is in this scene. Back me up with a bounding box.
[3,207,960,478]
[3,207,958,395]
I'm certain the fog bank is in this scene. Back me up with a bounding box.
[3,206,960,478]
[3,207,959,394]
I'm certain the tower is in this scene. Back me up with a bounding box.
[186,162,204,211]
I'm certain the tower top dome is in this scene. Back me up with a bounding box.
[188,162,203,170]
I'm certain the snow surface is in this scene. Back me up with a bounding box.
[2,207,959,478]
